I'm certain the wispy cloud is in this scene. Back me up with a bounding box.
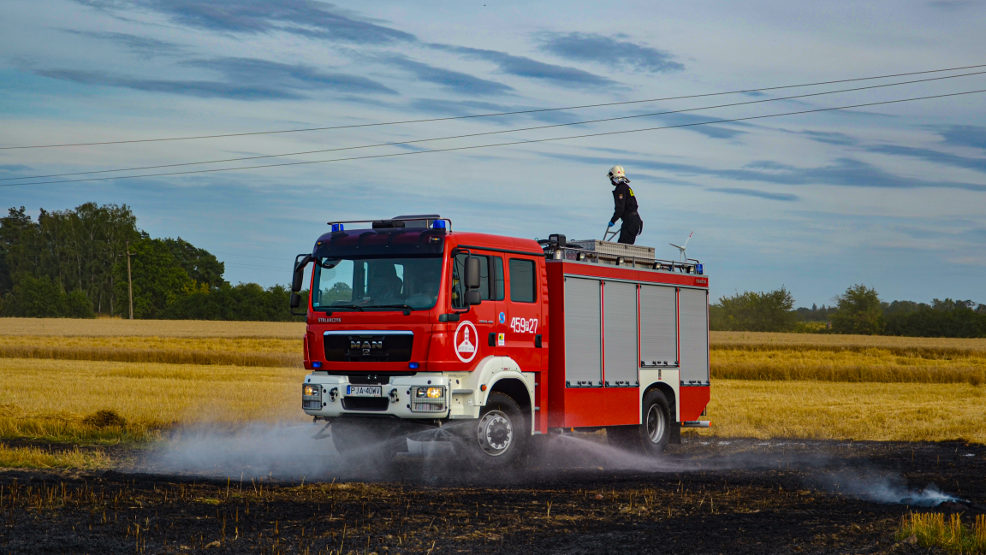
[707,187,799,201]
[35,57,397,100]
[379,55,513,96]
[36,68,302,99]
[60,29,183,57]
[795,129,859,146]
[542,153,986,192]
[540,32,684,73]
[0,164,31,173]
[407,98,581,124]
[936,125,986,150]
[927,0,979,10]
[186,57,397,95]
[429,43,616,87]
[650,112,748,139]
[74,0,416,44]
[865,143,986,173]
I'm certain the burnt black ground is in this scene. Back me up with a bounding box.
[1,436,983,553]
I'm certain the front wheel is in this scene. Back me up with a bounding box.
[461,392,527,467]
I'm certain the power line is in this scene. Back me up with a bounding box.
[2,63,985,150]
[4,70,984,183]
[6,89,983,188]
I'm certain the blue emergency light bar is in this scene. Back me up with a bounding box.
[330,223,344,232]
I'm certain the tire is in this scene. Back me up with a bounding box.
[607,389,672,455]
[462,392,527,467]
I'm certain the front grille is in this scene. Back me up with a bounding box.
[342,397,389,411]
[349,373,393,385]
[324,332,413,362]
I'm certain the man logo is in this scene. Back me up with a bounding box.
[349,337,384,357]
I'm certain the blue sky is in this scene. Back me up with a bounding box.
[1,0,984,307]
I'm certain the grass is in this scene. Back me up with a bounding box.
[1,319,985,461]
[712,331,986,352]
[0,358,306,444]
[701,379,986,443]
[0,336,300,367]
[897,512,986,552]
[0,443,110,469]
[0,317,304,338]
[711,346,986,384]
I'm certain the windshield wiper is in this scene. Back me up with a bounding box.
[318,304,365,314]
[372,304,414,315]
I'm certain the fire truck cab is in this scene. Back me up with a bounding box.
[292,215,710,465]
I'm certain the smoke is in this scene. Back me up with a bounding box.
[137,425,966,507]
[810,469,965,507]
[140,422,338,480]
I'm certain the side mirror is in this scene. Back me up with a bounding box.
[289,292,302,309]
[464,256,482,305]
[465,256,481,289]
[292,254,311,292]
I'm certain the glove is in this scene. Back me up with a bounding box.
[607,221,615,228]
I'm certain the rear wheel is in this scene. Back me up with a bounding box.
[461,392,527,467]
[607,389,672,455]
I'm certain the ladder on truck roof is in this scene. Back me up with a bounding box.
[539,234,703,275]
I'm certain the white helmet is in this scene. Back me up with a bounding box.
[608,165,628,183]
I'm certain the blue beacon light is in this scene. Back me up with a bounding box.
[431,220,446,230]
[311,361,323,369]
[331,223,344,232]
[409,362,420,369]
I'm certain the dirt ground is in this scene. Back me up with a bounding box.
[1,435,984,553]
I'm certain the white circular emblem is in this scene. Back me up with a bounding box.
[453,320,479,363]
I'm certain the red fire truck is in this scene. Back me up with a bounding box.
[291,215,710,465]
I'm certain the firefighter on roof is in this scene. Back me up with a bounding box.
[607,165,643,245]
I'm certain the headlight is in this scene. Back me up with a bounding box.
[411,386,445,412]
[302,384,322,410]
[415,386,444,399]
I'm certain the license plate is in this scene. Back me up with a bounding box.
[346,385,382,397]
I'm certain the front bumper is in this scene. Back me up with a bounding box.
[302,372,466,419]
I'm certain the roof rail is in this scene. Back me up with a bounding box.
[325,215,452,232]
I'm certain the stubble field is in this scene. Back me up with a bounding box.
[1,318,985,552]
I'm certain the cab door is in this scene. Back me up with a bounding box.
[499,255,543,373]
[450,251,503,368]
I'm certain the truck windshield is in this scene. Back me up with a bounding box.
[312,256,442,311]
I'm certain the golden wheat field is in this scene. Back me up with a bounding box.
[1,318,985,468]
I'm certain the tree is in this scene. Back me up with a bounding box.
[710,287,796,332]
[0,274,93,318]
[831,284,884,335]
[0,206,40,295]
[117,236,194,319]
[163,237,226,289]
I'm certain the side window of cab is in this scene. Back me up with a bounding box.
[451,253,504,308]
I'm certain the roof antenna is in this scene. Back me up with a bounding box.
[669,232,694,261]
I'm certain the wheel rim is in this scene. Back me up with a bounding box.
[645,404,666,444]
[477,410,513,456]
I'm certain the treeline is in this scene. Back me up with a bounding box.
[0,203,300,321]
[711,284,986,337]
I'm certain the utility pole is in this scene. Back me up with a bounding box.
[126,241,134,320]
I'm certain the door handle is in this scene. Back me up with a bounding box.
[488,332,496,346]
[535,334,542,348]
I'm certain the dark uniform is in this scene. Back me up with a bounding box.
[610,181,642,245]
